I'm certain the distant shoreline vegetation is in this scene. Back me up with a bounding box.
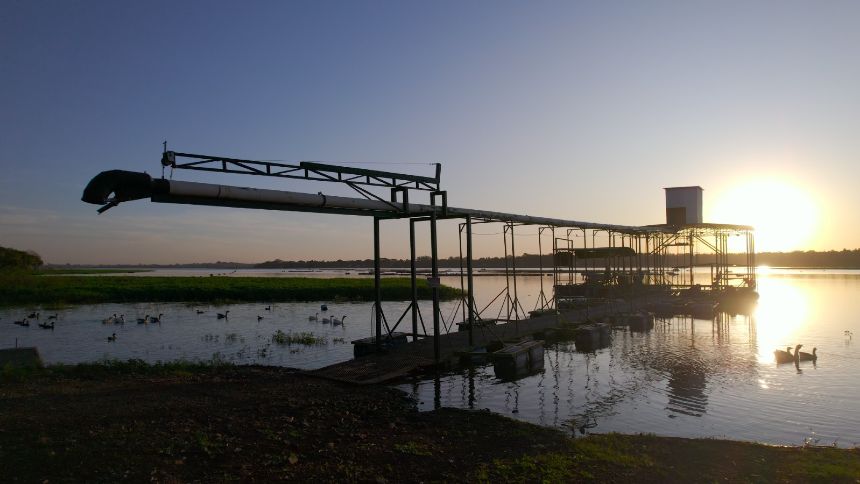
[0,275,460,308]
[40,248,860,270]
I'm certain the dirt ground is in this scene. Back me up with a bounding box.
[1,365,857,483]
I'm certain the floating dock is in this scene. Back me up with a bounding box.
[307,303,625,385]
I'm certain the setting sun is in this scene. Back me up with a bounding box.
[710,180,819,252]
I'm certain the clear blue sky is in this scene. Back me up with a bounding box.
[2,1,858,263]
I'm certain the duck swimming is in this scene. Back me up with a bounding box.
[797,346,818,362]
[774,346,794,364]
[775,345,802,364]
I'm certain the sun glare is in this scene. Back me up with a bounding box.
[753,278,809,364]
[710,180,819,252]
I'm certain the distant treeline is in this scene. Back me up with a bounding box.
[36,248,860,270]
[754,249,860,268]
[0,246,43,271]
[256,249,860,269]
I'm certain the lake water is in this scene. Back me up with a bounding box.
[2,268,859,447]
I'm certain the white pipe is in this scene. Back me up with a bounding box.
[163,180,665,233]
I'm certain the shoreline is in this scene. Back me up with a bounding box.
[1,363,857,482]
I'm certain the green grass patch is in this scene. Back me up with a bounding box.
[0,273,461,307]
[35,268,153,275]
[0,358,233,382]
[394,441,433,456]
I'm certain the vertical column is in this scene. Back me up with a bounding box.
[538,227,546,309]
[689,232,695,287]
[431,211,440,363]
[509,223,519,320]
[410,219,418,339]
[374,217,382,348]
[466,216,475,347]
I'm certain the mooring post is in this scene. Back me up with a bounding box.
[410,219,418,340]
[509,222,520,320]
[466,215,475,347]
[374,217,382,348]
[689,232,695,287]
[430,210,441,363]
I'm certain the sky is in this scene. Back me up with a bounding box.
[1,1,859,264]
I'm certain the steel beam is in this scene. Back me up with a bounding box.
[374,217,382,348]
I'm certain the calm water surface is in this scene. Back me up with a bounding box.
[2,269,859,447]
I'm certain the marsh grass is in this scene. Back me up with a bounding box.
[35,268,153,275]
[1,358,232,382]
[271,330,327,346]
[0,274,460,307]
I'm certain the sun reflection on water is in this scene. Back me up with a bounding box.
[754,278,810,364]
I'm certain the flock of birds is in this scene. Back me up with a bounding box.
[774,344,818,364]
[10,304,347,343]
[772,331,854,365]
[307,303,347,325]
[12,312,57,329]
[96,303,345,342]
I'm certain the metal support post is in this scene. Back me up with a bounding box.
[374,217,382,348]
[431,211,441,363]
[466,216,475,347]
[509,222,520,320]
[410,219,418,339]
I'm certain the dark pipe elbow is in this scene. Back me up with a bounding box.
[81,170,154,205]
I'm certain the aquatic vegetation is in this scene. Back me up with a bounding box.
[224,332,245,344]
[0,274,461,306]
[1,358,233,382]
[271,330,327,346]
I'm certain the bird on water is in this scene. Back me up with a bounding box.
[797,345,818,362]
[774,346,794,364]
[775,345,803,364]
[217,311,229,319]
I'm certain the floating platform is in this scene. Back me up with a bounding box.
[687,301,716,320]
[573,323,611,351]
[456,319,498,332]
[306,302,630,385]
[616,312,655,331]
[492,340,545,379]
[351,332,409,358]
